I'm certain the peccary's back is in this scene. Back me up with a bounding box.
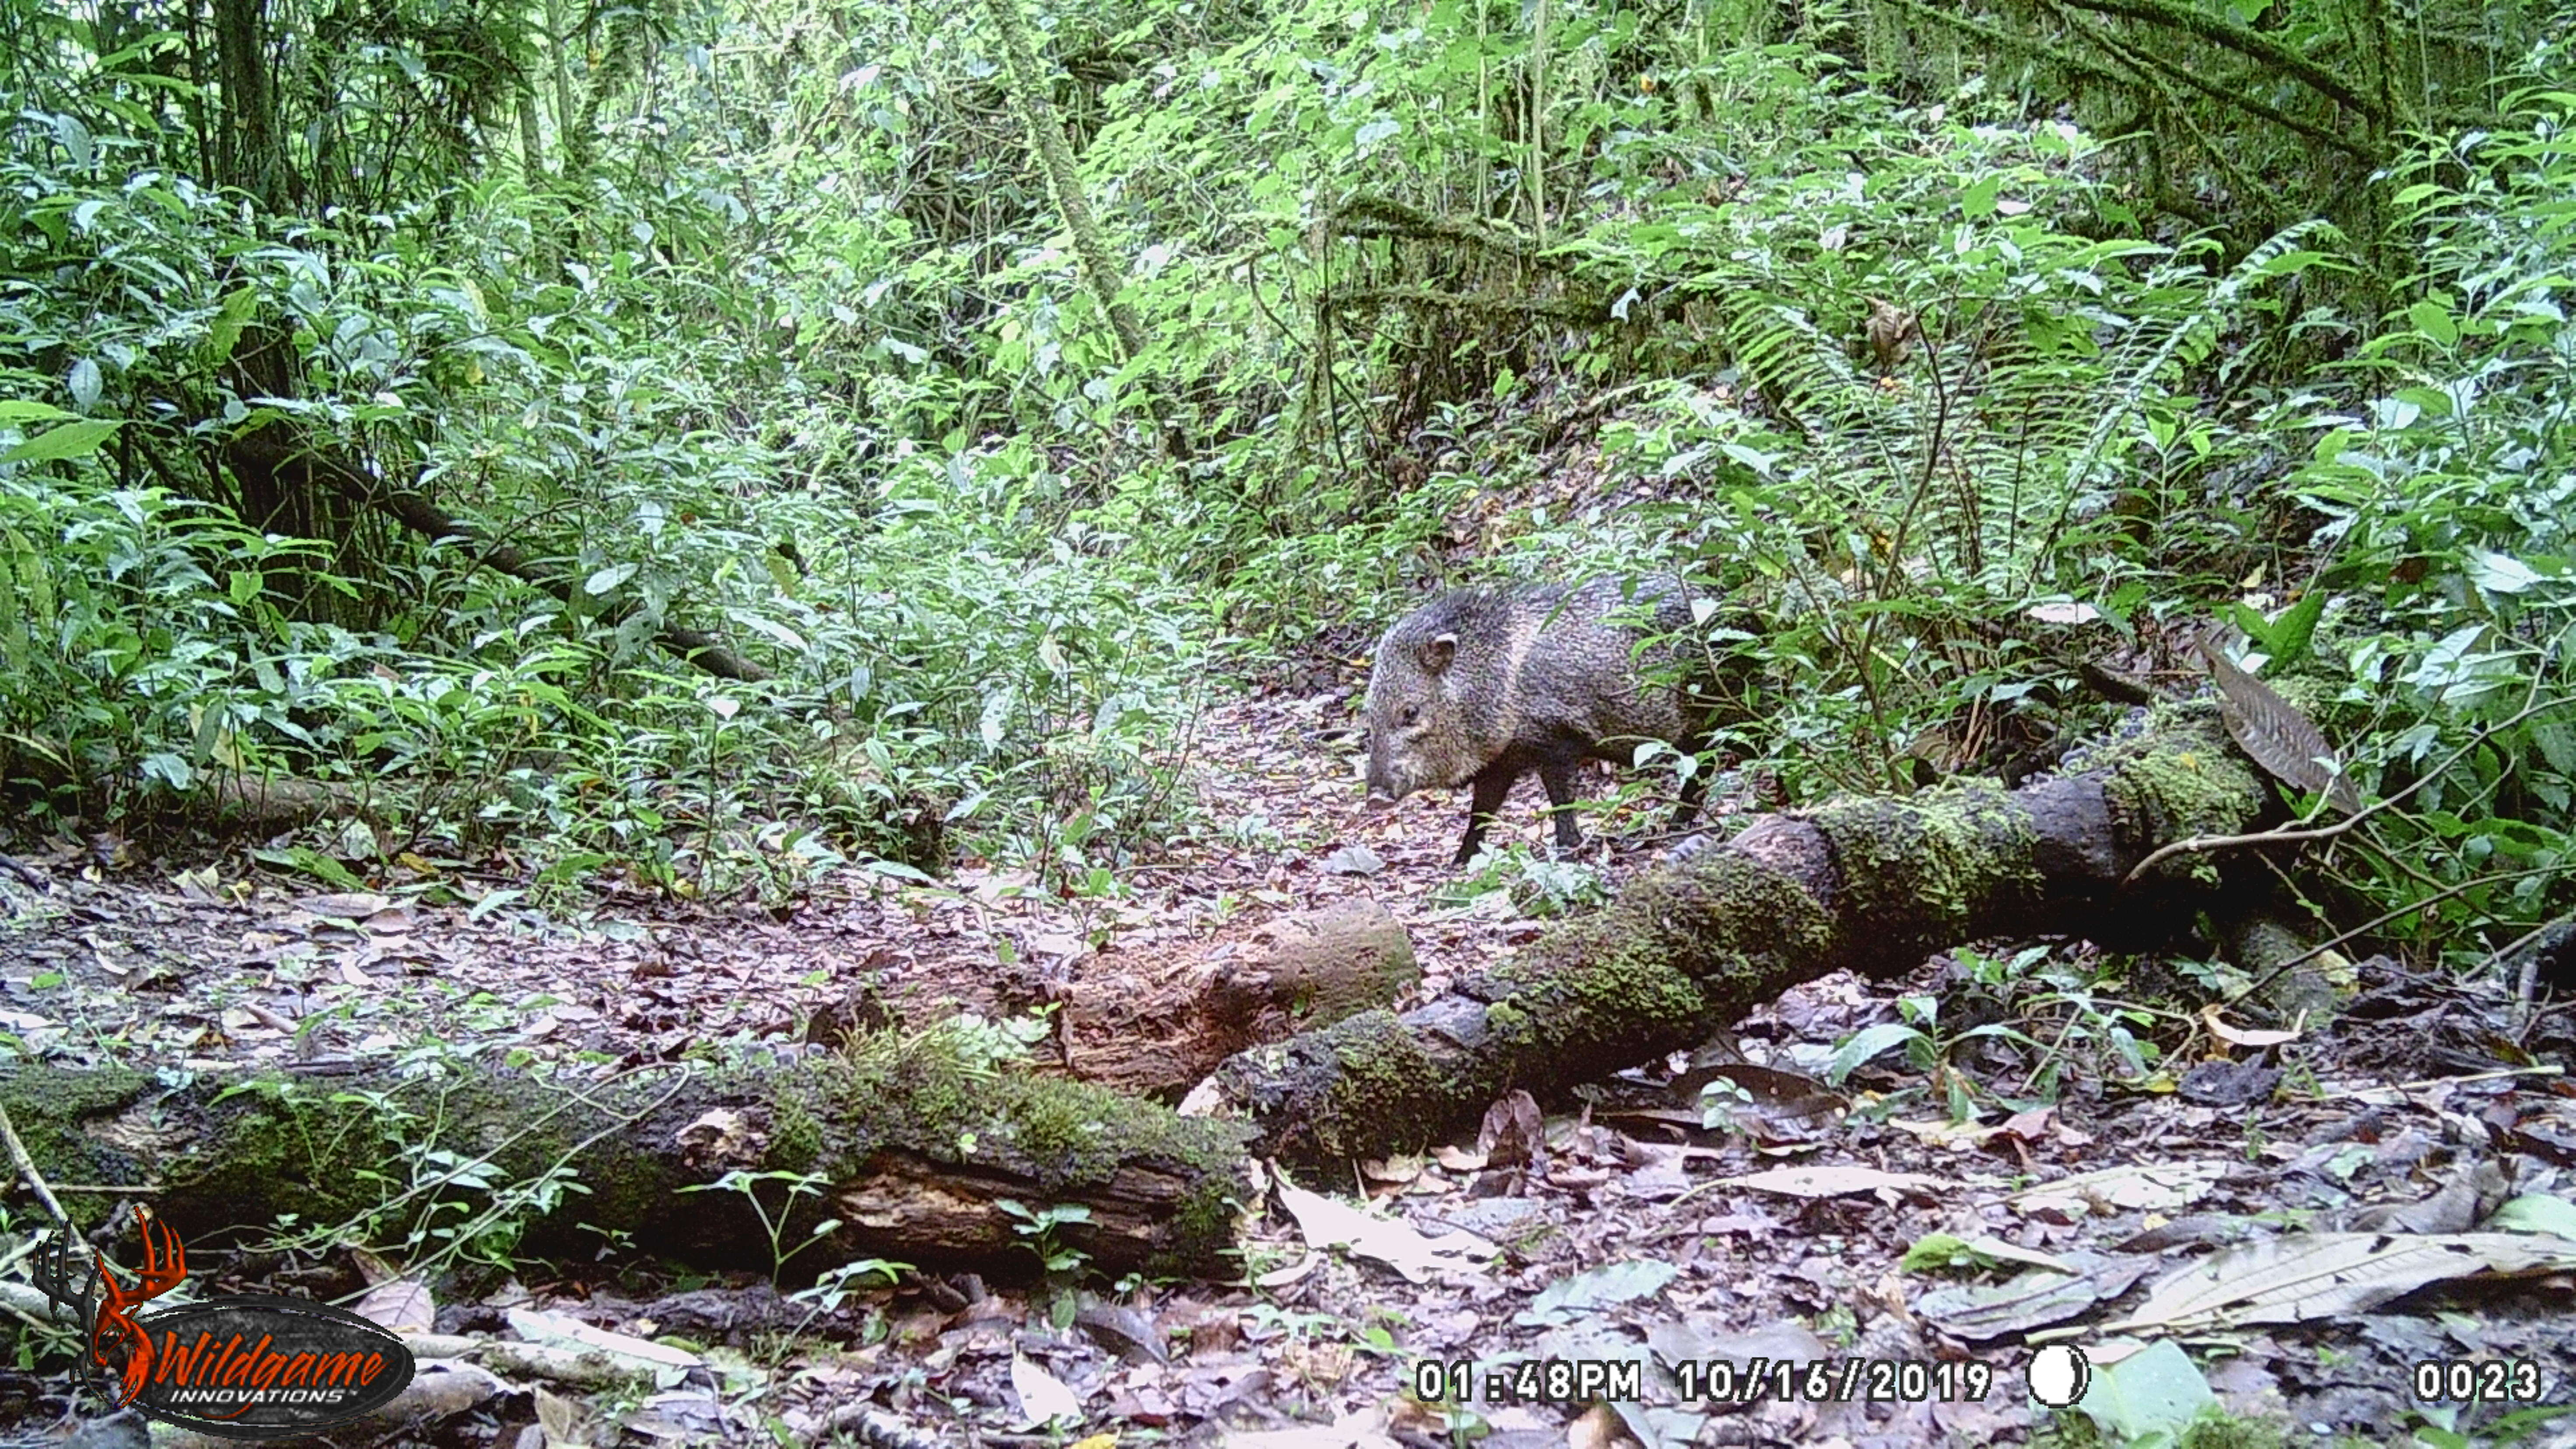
[1503,574,1701,750]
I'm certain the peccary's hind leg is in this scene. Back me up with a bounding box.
[1539,763,1585,849]
[1456,767,1515,864]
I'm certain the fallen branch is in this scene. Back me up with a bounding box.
[1,1037,1251,1277]
[1192,705,2274,1163]
[225,438,773,683]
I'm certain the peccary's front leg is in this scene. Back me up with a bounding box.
[1456,767,1516,864]
[1539,763,1585,849]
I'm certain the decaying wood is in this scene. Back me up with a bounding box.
[1060,896,1417,1099]
[1201,897,1418,1037]
[0,1036,1251,1278]
[1189,705,2276,1163]
[200,772,356,833]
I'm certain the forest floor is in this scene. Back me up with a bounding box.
[3,672,2574,1448]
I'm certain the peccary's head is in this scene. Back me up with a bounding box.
[1362,594,1503,805]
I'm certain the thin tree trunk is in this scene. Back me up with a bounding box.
[978,0,1192,462]
[209,0,280,208]
[549,0,588,175]
[518,77,548,181]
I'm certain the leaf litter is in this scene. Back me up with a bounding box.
[2,682,2575,1445]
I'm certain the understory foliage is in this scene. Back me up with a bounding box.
[0,0,2566,968]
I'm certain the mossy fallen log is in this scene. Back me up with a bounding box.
[0,1025,1253,1278]
[1193,704,2275,1162]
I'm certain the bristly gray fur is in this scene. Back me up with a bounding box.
[1360,574,1726,864]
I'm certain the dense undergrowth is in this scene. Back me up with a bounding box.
[0,0,2568,970]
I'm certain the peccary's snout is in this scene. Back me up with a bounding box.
[1363,747,1411,806]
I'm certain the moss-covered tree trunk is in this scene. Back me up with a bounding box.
[1,1037,1252,1278]
[980,0,1191,462]
[1188,705,2274,1162]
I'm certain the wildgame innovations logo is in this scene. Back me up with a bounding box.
[35,1204,416,1440]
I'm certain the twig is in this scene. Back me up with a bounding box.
[2123,693,2567,885]
[0,1102,74,1232]
[2333,1064,2561,1106]
[2229,864,2566,1008]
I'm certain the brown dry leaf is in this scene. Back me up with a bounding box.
[1222,1406,1400,1449]
[2000,1107,2057,1142]
[2199,642,2361,813]
[1435,1144,1490,1172]
[1647,1316,1834,1373]
[1362,1154,1424,1186]
[1478,1089,1544,1169]
[2103,1231,2576,1333]
[534,1384,588,1448]
[1567,1402,1637,1449]
[1715,1165,1955,1200]
[1671,1062,1845,1140]
[1620,1139,1694,1198]
[352,1276,435,1336]
[300,891,396,921]
[1275,1183,1498,1283]
[1012,1350,1084,1428]
[1890,1117,2004,1151]
[2009,1161,2226,1219]
[1914,1252,2155,1341]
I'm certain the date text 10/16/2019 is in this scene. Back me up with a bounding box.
[1410,1357,1997,1406]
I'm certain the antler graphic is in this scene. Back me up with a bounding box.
[88,1204,189,1408]
[30,1228,97,1330]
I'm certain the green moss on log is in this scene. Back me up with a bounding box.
[0,1068,157,1230]
[10,1044,1247,1278]
[1804,775,2048,951]
[2104,714,2274,874]
[805,1025,1247,1191]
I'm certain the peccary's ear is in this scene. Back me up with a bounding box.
[1419,633,1458,674]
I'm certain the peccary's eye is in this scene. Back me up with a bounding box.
[1399,705,1420,725]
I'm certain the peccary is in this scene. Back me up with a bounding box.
[1361,574,1726,863]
